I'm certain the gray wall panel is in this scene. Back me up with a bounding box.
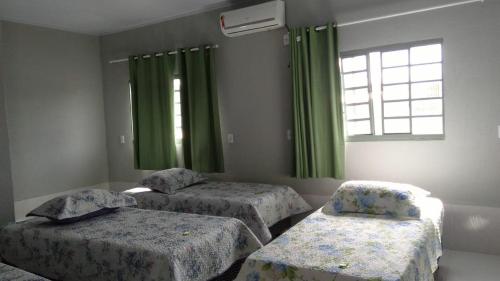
[0,21,15,225]
[2,22,109,201]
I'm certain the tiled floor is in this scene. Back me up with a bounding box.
[436,249,500,281]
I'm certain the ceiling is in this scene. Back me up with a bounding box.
[0,0,430,36]
[0,0,256,35]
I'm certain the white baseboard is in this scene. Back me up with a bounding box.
[14,183,110,222]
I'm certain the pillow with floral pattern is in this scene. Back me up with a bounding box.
[322,181,430,219]
[140,168,207,194]
[27,189,137,223]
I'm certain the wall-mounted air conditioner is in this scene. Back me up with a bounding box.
[220,0,285,37]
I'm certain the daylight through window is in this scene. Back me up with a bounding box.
[341,40,444,140]
[173,78,183,141]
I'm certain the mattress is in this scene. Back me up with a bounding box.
[125,181,312,243]
[0,263,49,281]
[0,207,262,281]
[236,197,444,281]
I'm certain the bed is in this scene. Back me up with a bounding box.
[0,207,262,281]
[0,262,50,281]
[235,183,444,281]
[125,181,312,244]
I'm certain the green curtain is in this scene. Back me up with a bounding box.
[180,48,224,172]
[290,24,345,179]
[129,54,178,170]
[129,47,224,172]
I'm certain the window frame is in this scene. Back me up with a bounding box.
[340,38,445,142]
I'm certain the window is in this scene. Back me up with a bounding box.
[173,78,183,141]
[341,40,444,141]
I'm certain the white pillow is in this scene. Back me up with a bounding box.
[27,189,137,223]
[322,181,430,219]
[140,168,207,194]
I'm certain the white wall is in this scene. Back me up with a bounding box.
[2,22,109,202]
[334,0,500,209]
[0,21,15,226]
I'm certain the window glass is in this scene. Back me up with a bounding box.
[347,120,371,136]
[411,99,443,116]
[412,117,443,135]
[410,44,442,64]
[383,67,409,84]
[346,104,370,120]
[343,72,368,88]
[384,101,410,117]
[173,78,183,140]
[344,88,369,104]
[383,84,410,101]
[342,55,367,72]
[411,63,442,82]
[384,118,411,134]
[411,81,442,99]
[341,41,444,139]
[382,50,408,67]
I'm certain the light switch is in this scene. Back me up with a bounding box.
[227,133,234,144]
[120,135,126,144]
[283,33,290,46]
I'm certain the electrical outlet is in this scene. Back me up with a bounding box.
[227,133,234,144]
[120,135,126,144]
[283,33,290,46]
[287,129,292,141]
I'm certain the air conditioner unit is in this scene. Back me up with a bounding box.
[220,0,285,37]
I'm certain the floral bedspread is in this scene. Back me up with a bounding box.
[0,208,262,281]
[0,263,49,281]
[126,181,312,244]
[236,197,444,281]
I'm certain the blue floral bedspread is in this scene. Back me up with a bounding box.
[236,197,444,281]
[0,208,262,281]
[0,263,49,281]
[126,181,312,244]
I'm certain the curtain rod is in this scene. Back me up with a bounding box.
[108,44,219,64]
[109,0,483,63]
[311,0,484,31]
